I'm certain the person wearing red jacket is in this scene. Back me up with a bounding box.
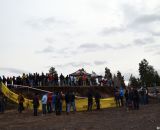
[82,74,87,86]
[47,93,52,113]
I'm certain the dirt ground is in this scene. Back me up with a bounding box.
[0,100,160,130]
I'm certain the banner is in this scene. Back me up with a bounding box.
[0,83,115,111]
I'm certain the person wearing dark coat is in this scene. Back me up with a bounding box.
[17,93,24,113]
[87,90,93,111]
[32,93,39,116]
[65,91,71,114]
[133,88,139,110]
[0,93,5,113]
[95,92,101,110]
[55,92,61,115]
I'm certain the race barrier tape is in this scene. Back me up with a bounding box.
[0,83,116,111]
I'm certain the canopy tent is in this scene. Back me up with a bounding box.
[70,68,91,76]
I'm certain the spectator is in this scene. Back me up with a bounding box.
[65,91,71,114]
[145,87,149,104]
[133,88,139,110]
[82,74,87,86]
[119,87,124,107]
[87,89,93,111]
[95,91,101,110]
[60,91,63,112]
[55,92,61,115]
[47,93,52,113]
[2,76,7,85]
[32,93,39,116]
[41,93,47,115]
[52,92,56,112]
[17,93,25,113]
[125,89,129,111]
[139,87,145,105]
[65,75,69,86]
[70,92,76,112]
[60,74,65,86]
[0,76,2,83]
[0,93,5,113]
[128,87,134,110]
[114,87,120,107]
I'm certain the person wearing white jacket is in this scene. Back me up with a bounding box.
[41,94,47,115]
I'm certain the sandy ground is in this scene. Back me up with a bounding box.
[0,101,160,130]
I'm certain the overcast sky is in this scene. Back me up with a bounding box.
[0,0,160,81]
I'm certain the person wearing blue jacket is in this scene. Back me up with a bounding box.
[52,92,56,112]
[119,87,124,107]
[41,93,47,115]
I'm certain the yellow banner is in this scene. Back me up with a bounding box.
[0,83,115,111]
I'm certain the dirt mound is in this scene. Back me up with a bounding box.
[12,86,114,99]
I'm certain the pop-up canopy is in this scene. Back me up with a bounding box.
[70,68,91,76]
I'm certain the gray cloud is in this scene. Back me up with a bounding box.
[26,16,71,30]
[121,3,160,27]
[45,38,55,44]
[79,43,101,51]
[36,45,73,58]
[36,45,54,53]
[37,42,131,57]
[100,3,160,36]
[101,14,160,36]
[150,31,160,36]
[107,43,131,49]
[78,43,131,52]
[68,62,91,67]
[134,37,155,46]
[128,13,160,35]
[99,4,137,36]
[144,44,160,55]
[100,27,126,35]
[51,54,71,59]
[55,62,91,68]
[132,14,160,25]
[0,67,28,75]
[155,51,160,55]
[94,61,107,65]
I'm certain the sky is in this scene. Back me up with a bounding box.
[0,0,160,82]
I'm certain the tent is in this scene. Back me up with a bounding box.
[70,68,91,76]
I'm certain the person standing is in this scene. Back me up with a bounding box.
[95,91,101,110]
[52,92,56,112]
[55,92,61,115]
[41,93,47,115]
[119,87,124,107]
[32,93,39,116]
[87,89,93,111]
[0,93,5,113]
[125,89,129,111]
[133,88,139,110]
[60,74,65,86]
[65,91,71,114]
[47,93,52,113]
[70,92,76,112]
[82,74,87,86]
[114,87,120,107]
[17,93,25,113]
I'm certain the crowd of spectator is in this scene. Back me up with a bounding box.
[0,72,114,87]
[17,89,101,116]
[114,86,149,111]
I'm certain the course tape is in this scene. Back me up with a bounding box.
[0,83,116,111]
